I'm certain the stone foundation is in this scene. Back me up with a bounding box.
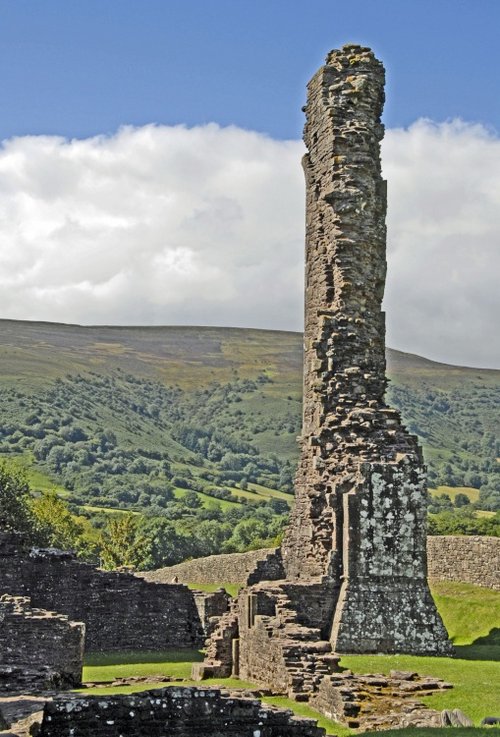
[310,670,450,731]
[0,595,84,693]
[39,687,326,737]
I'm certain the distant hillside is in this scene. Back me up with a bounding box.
[0,319,498,519]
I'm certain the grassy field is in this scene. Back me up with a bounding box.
[430,581,500,647]
[79,581,500,734]
[429,486,480,503]
[339,653,498,725]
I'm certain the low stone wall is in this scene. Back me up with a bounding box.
[427,535,500,591]
[143,536,500,591]
[39,687,325,737]
[0,594,84,693]
[0,533,205,652]
[142,548,275,585]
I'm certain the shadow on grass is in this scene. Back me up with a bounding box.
[454,628,500,661]
[84,649,204,667]
[357,730,500,737]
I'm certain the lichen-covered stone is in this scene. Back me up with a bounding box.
[39,687,326,737]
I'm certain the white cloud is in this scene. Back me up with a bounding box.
[0,119,498,368]
[382,120,500,368]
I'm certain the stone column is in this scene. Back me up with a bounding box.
[281,45,452,655]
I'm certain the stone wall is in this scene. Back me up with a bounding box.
[143,536,500,591]
[427,535,500,591]
[192,588,231,638]
[0,594,84,693]
[39,687,325,737]
[276,43,451,656]
[142,549,275,585]
[0,532,206,652]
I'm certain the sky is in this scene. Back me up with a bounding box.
[0,0,499,368]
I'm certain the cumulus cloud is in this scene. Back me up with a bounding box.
[382,120,500,368]
[0,120,498,368]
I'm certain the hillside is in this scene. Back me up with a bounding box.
[0,319,498,534]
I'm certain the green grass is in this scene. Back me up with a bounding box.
[83,649,204,683]
[429,581,500,646]
[264,696,351,736]
[429,486,480,503]
[247,481,294,502]
[186,582,241,598]
[338,654,499,725]
[172,486,241,510]
[0,452,71,497]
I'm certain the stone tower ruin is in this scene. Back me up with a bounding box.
[280,45,452,654]
[199,44,452,701]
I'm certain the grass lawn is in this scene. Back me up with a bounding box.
[83,649,204,683]
[429,581,500,646]
[429,486,480,503]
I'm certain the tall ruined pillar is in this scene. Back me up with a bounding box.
[281,45,452,655]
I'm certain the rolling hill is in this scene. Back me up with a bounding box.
[0,319,498,524]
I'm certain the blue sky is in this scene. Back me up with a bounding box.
[0,0,499,367]
[1,0,499,141]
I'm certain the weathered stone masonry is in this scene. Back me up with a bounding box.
[148,536,500,592]
[0,532,206,651]
[39,687,326,737]
[280,43,451,656]
[199,45,452,709]
[427,535,500,591]
[0,594,84,693]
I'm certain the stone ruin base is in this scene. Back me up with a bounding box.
[0,595,84,694]
[37,687,326,737]
[310,669,452,731]
[196,583,457,730]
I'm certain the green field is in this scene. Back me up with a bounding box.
[0,319,498,523]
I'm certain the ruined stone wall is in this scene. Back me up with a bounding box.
[193,588,231,638]
[142,535,499,590]
[142,548,276,585]
[428,535,500,591]
[39,688,325,737]
[0,533,204,651]
[0,594,84,693]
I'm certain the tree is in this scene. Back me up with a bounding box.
[30,491,84,551]
[99,514,149,570]
[138,518,193,569]
[0,463,33,534]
